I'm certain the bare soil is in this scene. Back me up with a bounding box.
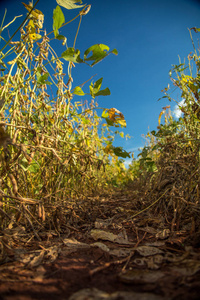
[0,191,200,300]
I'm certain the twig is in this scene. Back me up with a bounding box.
[24,207,41,241]
[122,232,147,272]
[0,189,41,204]
[130,188,170,219]
[89,257,128,276]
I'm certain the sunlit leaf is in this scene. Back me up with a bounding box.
[101,109,109,119]
[108,108,126,127]
[95,87,110,97]
[118,132,124,138]
[26,19,42,40]
[36,70,52,85]
[61,48,83,63]
[22,2,44,18]
[84,44,111,66]
[22,2,44,28]
[93,77,103,92]
[53,5,65,37]
[102,108,126,128]
[27,20,37,40]
[89,78,102,97]
[117,119,126,127]
[158,110,165,126]
[56,0,85,10]
[84,44,109,63]
[73,86,85,96]
[81,117,90,124]
[90,78,110,98]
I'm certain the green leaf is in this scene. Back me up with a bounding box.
[83,44,118,66]
[56,0,85,10]
[20,157,29,171]
[53,5,65,37]
[112,48,118,55]
[81,117,90,124]
[105,119,114,126]
[101,110,114,126]
[55,34,66,41]
[95,88,110,97]
[36,70,52,85]
[61,48,83,63]
[28,162,40,174]
[89,77,102,96]
[93,77,103,91]
[89,78,110,98]
[73,86,85,96]
[34,184,43,195]
[112,146,130,158]
[172,63,187,73]
[84,44,110,66]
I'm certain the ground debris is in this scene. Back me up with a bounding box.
[69,288,167,300]
[0,189,200,300]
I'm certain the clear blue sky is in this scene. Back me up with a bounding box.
[1,0,200,163]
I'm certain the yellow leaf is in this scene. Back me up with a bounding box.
[103,144,112,154]
[27,20,41,40]
[158,110,165,126]
[117,119,126,127]
[68,126,73,134]
[108,108,117,121]
[22,2,44,28]
[108,108,126,127]
[27,20,36,40]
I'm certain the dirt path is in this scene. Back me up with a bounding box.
[1,227,200,300]
[1,191,200,300]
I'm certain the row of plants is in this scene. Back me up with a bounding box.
[0,0,130,230]
[126,28,200,231]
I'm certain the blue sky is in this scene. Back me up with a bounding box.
[1,0,200,164]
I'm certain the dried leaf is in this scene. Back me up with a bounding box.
[90,229,133,245]
[62,238,90,249]
[136,246,163,257]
